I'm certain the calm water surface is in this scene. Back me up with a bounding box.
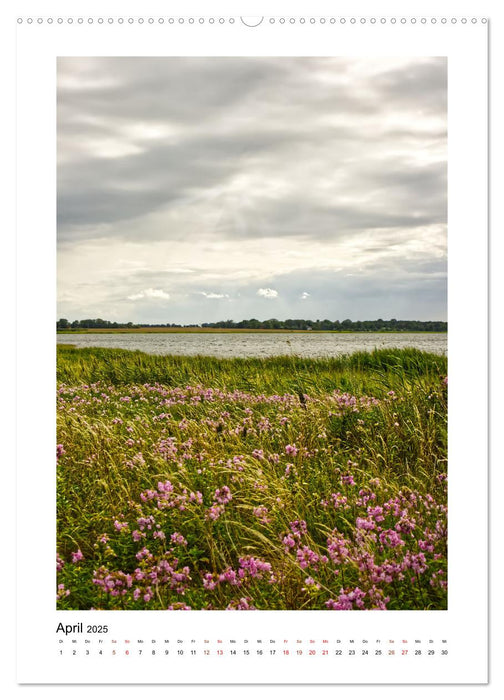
[57,332,447,359]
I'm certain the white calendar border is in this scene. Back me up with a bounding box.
[15,8,488,685]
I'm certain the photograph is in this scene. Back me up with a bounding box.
[56,56,448,611]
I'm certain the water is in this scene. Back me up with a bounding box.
[57,332,447,359]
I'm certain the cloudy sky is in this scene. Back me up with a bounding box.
[57,57,447,324]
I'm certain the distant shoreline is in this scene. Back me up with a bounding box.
[57,328,448,335]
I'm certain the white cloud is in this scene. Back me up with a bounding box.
[127,288,170,301]
[199,292,229,299]
[257,288,278,299]
[300,292,310,300]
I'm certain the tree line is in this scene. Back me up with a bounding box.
[57,318,447,332]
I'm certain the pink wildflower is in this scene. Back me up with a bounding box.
[113,520,128,531]
[206,504,224,521]
[296,546,320,570]
[214,486,232,505]
[56,583,70,600]
[356,516,376,531]
[170,532,188,547]
[218,568,242,586]
[135,547,151,561]
[253,505,270,524]
[203,573,218,590]
[238,556,272,579]
[379,530,404,548]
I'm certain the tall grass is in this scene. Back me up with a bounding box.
[56,346,447,611]
[57,345,446,396]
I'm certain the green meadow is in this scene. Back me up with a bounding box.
[56,346,447,611]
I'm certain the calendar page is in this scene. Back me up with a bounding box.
[15,3,488,685]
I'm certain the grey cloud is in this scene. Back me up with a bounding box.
[58,153,446,243]
[372,59,447,113]
[58,129,309,236]
[58,57,367,127]
[57,57,446,323]
[58,57,446,243]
